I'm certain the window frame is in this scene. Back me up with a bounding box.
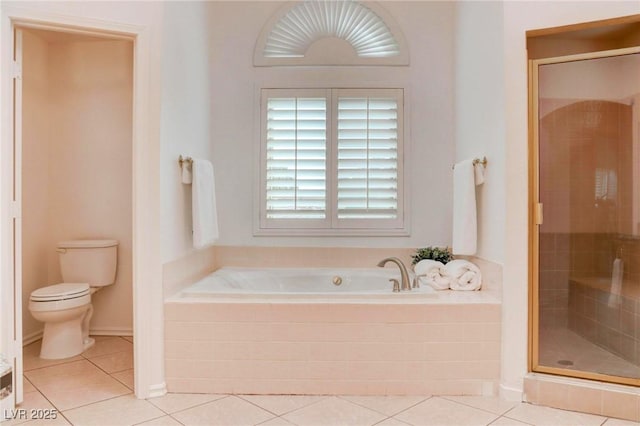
[256,87,407,236]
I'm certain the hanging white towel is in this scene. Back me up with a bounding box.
[607,258,624,307]
[192,158,219,249]
[414,259,451,290]
[445,259,482,291]
[452,159,478,255]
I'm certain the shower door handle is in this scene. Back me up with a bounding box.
[535,203,544,225]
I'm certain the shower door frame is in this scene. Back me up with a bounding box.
[529,46,640,387]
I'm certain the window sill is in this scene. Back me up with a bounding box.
[253,228,410,237]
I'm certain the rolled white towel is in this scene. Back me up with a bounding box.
[445,259,482,291]
[415,259,451,290]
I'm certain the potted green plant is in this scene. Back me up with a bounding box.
[411,246,453,265]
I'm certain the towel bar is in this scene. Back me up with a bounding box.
[452,156,487,170]
[178,155,193,168]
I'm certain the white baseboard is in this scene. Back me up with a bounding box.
[89,327,133,337]
[22,327,132,346]
[499,382,523,401]
[23,330,43,346]
[146,382,167,399]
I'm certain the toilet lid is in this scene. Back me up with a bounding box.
[30,283,90,301]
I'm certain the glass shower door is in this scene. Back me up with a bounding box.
[532,49,640,385]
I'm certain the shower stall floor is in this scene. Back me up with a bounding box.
[539,326,640,379]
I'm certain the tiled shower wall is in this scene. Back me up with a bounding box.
[539,233,640,329]
[538,99,635,329]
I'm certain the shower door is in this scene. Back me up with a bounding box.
[531,47,640,385]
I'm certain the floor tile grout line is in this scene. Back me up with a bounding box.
[23,357,84,373]
[248,394,331,418]
[380,394,434,420]
[56,389,135,415]
[440,395,519,417]
[235,394,286,418]
[336,394,431,419]
[158,394,231,417]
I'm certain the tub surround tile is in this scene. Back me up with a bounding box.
[239,395,327,416]
[172,396,275,426]
[281,396,386,426]
[394,397,499,425]
[212,246,415,269]
[24,359,131,411]
[62,394,164,426]
[163,245,216,297]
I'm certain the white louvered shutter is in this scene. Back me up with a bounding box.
[336,90,401,222]
[265,95,328,221]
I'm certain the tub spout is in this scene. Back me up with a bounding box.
[377,257,411,291]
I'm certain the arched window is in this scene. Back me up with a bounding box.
[254,0,409,66]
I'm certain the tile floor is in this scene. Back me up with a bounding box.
[8,336,640,426]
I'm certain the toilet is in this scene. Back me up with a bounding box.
[29,239,118,359]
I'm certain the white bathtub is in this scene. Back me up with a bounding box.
[180,267,436,299]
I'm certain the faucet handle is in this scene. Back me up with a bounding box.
[389,278,400,293]
[412,275,421,289]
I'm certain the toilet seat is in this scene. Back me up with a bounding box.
[30,283,90,302]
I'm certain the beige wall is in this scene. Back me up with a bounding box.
[21,30,133,339]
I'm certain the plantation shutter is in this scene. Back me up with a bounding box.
[265,95,327,220]
[336,91,400,220]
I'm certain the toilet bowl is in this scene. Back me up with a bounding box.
[29,239,118,359]
[29,283,93,359]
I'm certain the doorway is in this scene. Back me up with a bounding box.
[18,25,135,409]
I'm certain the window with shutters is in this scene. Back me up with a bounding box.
[258,88,405,235]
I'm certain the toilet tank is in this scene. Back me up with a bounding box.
[57,239,118,287]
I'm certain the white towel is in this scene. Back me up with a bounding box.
[452,159,478,255]
[445,259,482,291]
[192,158,219,249]
[608,258,624,307]
[414,259,451,290]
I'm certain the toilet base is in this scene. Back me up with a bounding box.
[38,304,91,360]
[84,336,96,351]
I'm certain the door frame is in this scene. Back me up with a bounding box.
[0,6,164,403]
[528,45,640,387]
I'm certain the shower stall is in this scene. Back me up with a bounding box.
[530,33,640,385]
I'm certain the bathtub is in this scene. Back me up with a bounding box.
[181,267,436,299]
[165,267,501,395]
